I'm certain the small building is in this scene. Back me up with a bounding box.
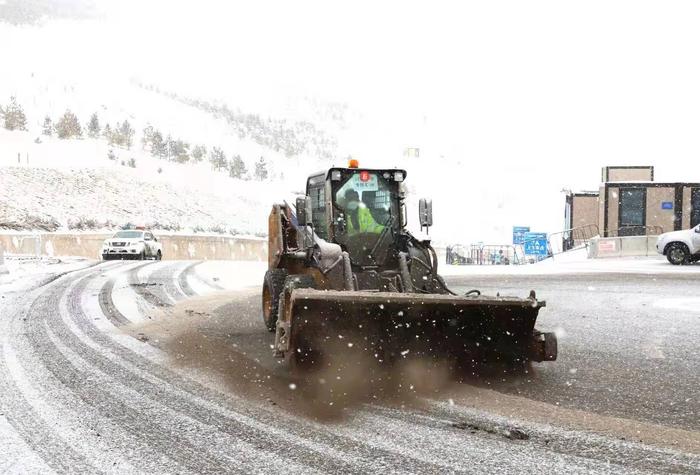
[565,166,700,238]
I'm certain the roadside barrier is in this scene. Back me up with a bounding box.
[588,235,658,258]
[0,232,267,261]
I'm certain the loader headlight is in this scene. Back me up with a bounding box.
[331,170,342,181]
[394,171,405,182]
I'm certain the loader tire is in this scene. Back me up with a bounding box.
[262,269,288,332]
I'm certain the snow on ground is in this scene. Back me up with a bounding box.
[653,297,700,313]
[194,260,267,291]
[0,255,94,291]
[441,250,700,276]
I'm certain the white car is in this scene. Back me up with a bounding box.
[656,224,700,265]
[101,230,163,261]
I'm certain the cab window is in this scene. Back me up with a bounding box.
[308,184,328,239]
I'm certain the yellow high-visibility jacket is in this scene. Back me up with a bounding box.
[347,205,384,234]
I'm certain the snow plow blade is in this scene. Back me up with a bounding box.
[276,289,557,369]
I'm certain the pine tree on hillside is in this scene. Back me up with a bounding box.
[87,113,100,138]
[168,138,190,163]
[209,147,227,171]
[254,156,268,181]
[150,131,167,159]
[103,123,114,144]
[42,116,53,136]
[229,154,247,179]
[191,144,206,162]
[165,134,174,161]
[3,97,28,131]
[55,110,82,139]
[119,120,135,149]
[141,125,155,150]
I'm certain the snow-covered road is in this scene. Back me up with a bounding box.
[0,260,698,473]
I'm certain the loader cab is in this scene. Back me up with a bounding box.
[306,166,406,267]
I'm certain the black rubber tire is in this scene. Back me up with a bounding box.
[262,269,288,332]
[666,243,690,265]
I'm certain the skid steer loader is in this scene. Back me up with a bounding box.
[262,161,557,373]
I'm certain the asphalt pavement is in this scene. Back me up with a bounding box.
[0,260,697,474]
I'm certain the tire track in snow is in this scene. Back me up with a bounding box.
[0,262,126,473]
[98,277,130,327]
[126,261,173,308]
[17,264,448,473]
[177,261,201,298]
[18,267,308,473]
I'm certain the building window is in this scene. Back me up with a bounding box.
[618,188,646,236]
[692,188,700,228]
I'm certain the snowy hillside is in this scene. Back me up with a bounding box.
[0,127,316,235]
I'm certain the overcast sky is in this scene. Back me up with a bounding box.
[96,1,700,177]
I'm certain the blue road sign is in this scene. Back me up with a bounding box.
[523,232,548,257]
[513,226,530,245]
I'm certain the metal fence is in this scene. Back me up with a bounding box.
[467,244,525,265]
[447,224,603,266]
[548,224,600,255]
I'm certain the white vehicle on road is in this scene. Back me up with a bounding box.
[656,224,700,265]
[101,229,163,261]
